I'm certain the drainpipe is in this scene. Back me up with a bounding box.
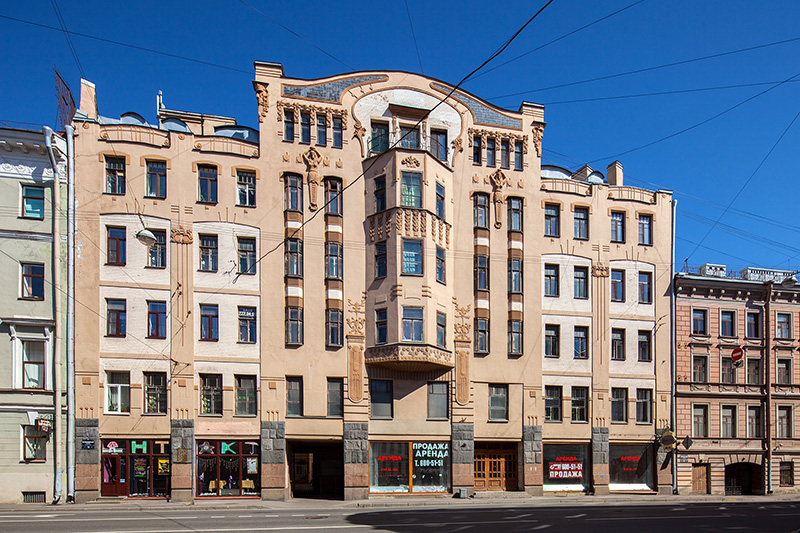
[65,124,76,502]
[765,280,773,494]
[670,198,678,495]
[44,127,62,504]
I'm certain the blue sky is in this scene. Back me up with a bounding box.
[2,0,799,273]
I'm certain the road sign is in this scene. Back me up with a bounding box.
[731,347,744,367]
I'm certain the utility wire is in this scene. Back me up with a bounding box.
[50,0,84,78]
[404,0,424,74]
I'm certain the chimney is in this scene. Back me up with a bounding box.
[78,79,98,120]
[254,61,284,83]
[606,161,623,186]
[570,164,593,181]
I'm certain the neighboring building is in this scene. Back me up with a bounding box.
[0,124,68,503]
[675,265,800,494]
[71,62,673,502]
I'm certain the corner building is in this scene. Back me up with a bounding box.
[72,61,673,501]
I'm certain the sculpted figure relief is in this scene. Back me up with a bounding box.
[303,146,323,210]
[253,82,269,123]
[489,169,508,229]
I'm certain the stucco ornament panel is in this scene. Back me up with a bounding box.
[592,264,609,277]
[456,349,470,405]
[489,169,509,229]
[365,344,454,370]
[453,302,471,342]
[532,123,545,157]
[401,156,420,168]
[253,81,269,123]
[346,292,367,337]
[171,226,193,244]
[348,343,364,403]
[302,146,323,210]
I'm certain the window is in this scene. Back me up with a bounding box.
[199,235,218,272]
[21,340,45,389]
[401,172,422,207]
[638,272,652,304]
[147,301,167,339]
[21,263,45,300]
[474,193,489,229]
[574,326,589,359]
[146,161,167,199]
[777,313,792,339]
[544,264,559,297]
[436,246,446,284]
[402,239,422,275]
[197,165,217,203]
[780,462,794,487]
[636,389,652,423]
[638,214,653,245]
[574,266,588,299]
[285,174,303,211]
[428,382,448,419]
[747,405,762,438]
[286,376,303,416]
[106,371,130,413]
[721,405,737,438]
[375,308,388,345]
[326,309,343,348]
[199,304,218,341]
[778,406,793,438]
[237,237,257,275]
[513,140,523,170]
[374,176,386,212]
[399,125,420,149]
[474,255,489,291]
[489,384,508,421]
[402,306,424,342]
[545,386,562,422]
[611,270,625,302]
[326,178,342,215]
[508,320,523,355]
[611,388,627,423]
[105,156,126,195]
[107,227,126,266]
[721,310,735,337]
[435,183,445,219]
[777,358,791,384]
[300,112,311,144]
[237,170,256,207]
[371,122,389,153]
[692,309,708,335]
[508,197,523,232]
[326,241,343,280]
[746,311,761,338]
[544,204,560,237]
[475,317,489,354]
[431,130,447,162]
[433,311,446,348]
[574,207,589,240]
[332,117,343,148]
[721,357,735,384]
[236,375,257,416]
[508,258,522,293]
[105,299,126,337]
[327,378,344,417]
[375,241,387,278]
[472,136,482,164]
[486,138,496,167]
[545,324,560,358]
[21,185,45,218]
[611,329,625,361]
[693,404,708,437]
[638,330,652,362]
[316,114,327,146]
[571,386,588,422]
[286,307,303,346]
[148,229,166,268]
[284,108,295,141]
[23,426,47,461]
[144,372,167,414]
[238,306,256,343]
[693,355,708,382]
[747,358,761,385]
[200,374,222,415]
[371,379,393,419]
[611,211,625,243]
[500,140,510,169]
[285,239,303,277]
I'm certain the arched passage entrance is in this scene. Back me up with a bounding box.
[725,462,763,495]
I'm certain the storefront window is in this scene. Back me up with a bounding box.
[543,444,589,491]
[609,444,654,490]
[196,440,260,497]
[370,441,450,494]
[101,439,170,498]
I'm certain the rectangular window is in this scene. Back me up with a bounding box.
[611,211,625,243]
[147,229,166,268]
[375,241,387,278]
[428,382,448,420]
[285,174,303,211]
[300,112,311,144]
[402,306,424,342]
[371,379,393,419]
[693,355,708,382]
[316,114,327,146]
[200,304,218,341]
[399,125,420,149]
[106,299,126,337]
[544,204,560,237]
[513,140,523,170]
[638,330,652,362]
[375,308,388,345]
[197,165,217,203]
[693,404,708,437]
[326,178,342,215]
[21,185,45,218]
[611,329,625,361]
[544,264,559,297]
[146,161,167,199]
[574,266,588,299]
[720,310,735,337]
[144,372,167,414]
[431,130,447,162]
[508,319,523,355]
[285,238,303,278]
[199,234,218,272]
[611,269,625,302]
[147,301,167,339]
[402,239,423,275]
[200,373,223,414]
[638,214,653,245]
[692,309,708,335]
[747,405,762,438]
[326,241,343,280]
[747,358,761,385]
[286,307,303,346]
[238,237,257,275]
[238,306,257,343]
[371,122,389,153]
[574,207,589,240]
[332,116,343,148]
[545,385,562,422]
[508,197,523,232]
[638,272,652,304]
[436,246,446,284]
[780,462,794,487]
[571,386,588,422]
[237,170,256,207]
[401,172,422,208]
[721,405,737,438]
[489,384,508,421]
[235,375,257,416]
[777,358,791,385]
[636,389,652,423]
[107,227,126,266]
[777,313,792,339]
[778,406,792,438]
[374,176,386,212]
[508,258,522,293]
[545,324,560,358]
[611,388,627,423]
[474,193,489,229]
[475,317,489,354]
[746,312,761,338]
[500,139,510,169]
[21,340,45,389]
[21,263,45,300]
[474,255,489,291]
[286,376,303,416]
[326,308,343,348]
[435,182,445,219]
[23,426,47,461]
[284,108,295,141]
[106,371,130,414]
[486,138,496,167]
[327,378,344,418]
[721,357,735,384]
[105,156,126,195]
[574,326,589,359]
[473,136,482,165]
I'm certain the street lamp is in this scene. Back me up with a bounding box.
[135,228,157,247]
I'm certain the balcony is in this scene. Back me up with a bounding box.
[365,343,453,372]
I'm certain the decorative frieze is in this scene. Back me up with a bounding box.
[365,344,454,371]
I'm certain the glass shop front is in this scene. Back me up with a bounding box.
[609,443,655,490]
[101,439,171,498]
[196,440,260,497]
[370,441,451,493]
[543,443,590,492]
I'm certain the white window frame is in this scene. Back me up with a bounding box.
[8,323,52,391]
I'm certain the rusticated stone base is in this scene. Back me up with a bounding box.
[345,487,369,500]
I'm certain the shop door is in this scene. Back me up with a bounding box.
[692,463,709,494]
[474,444,518,491]
[101,455,127,497]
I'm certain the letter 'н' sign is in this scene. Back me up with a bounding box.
[731,347,744,368]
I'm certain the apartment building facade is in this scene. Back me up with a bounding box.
[675,265,800,495]
[71,62,673,502]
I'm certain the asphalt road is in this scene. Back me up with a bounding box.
[0,502,798,532]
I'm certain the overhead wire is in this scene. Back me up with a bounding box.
[50,0,84,78]
[403,0,424,74]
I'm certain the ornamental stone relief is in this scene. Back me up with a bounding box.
[532,123,545,157]
[302,146,323,210]
[276,100,348,130]
[467,127,528,153]
[346,292,367,337]
[401,156,420,168]
[592,264,609,277]
[489,169,509,229]
[348,343,364,403]
[365,344,454,369]
[170,226,193,244]
[253,81,269,123]
[453,301,472,343]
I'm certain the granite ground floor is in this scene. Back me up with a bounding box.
[675,449,800,495]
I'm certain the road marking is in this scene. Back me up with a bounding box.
[566,513,586,518]
[588,515,724,521]
[211,516,224,519]
[532,525,551,530]
[238,515,252,518]
[0,516,200,523]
